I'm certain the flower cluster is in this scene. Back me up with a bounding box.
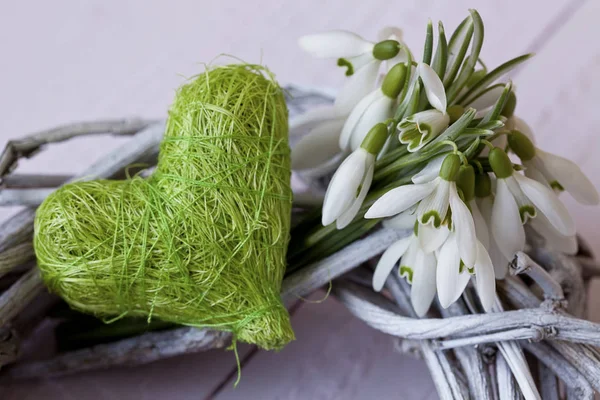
[292,12,599,319]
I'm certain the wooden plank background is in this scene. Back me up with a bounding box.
[1,0,599,398]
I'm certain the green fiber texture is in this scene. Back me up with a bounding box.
[34,64,294,350]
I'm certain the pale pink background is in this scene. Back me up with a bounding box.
[1,0,600,398]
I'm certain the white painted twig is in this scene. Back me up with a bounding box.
[496,354,521,400]
[511,251,564,301]
[0,242,34,279]
[537,363,560,400]
[1,174,71,189]
[0,269,44,327]
[0,118,159,179]
[6,227,409,378]
[334,280,600,347]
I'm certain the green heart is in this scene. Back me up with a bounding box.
[34,65,294,350]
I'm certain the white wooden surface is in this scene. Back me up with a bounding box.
[1,0,599,398]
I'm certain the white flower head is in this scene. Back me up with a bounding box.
[398,110,450,152]
[372,226,437,317]
[508,130,599,205]
[299,30,404,114]
[489,147,576,263]
[339,63,407,151]
[322,123,388,229]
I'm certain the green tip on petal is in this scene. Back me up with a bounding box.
[489,147,514,179]
[502,91,517,118]
[421,211,442,228]
[474,173,492,198]
[446,105,465,123]
[507,130,535,162]
[373,40,401,61]
[360,123,389,154]
[550,181,565,192]
[457,165,475,202]
[381,63,407,99]
[439,153,461,181]
[337,58,354,76]
[399,266,414,284]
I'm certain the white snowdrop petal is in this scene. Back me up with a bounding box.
[412,155,446,184]
[436,235,470,308]
[335,61,381,116]
[523,161,552,189]
[322,150,367,225]
[514,173,576,236]
[339,90,380,150]
[382,207,418,230]
[474,241,496,312]
[418,223,450,253]
[537,150,600,205]
[298,31,374,58]
[349,95,394,151]
[512,116,536,145]
[336,162,374,229]
[378,26,404,41]
[411,251,437,317]
[292,118,345,171]
[289,106,343,134]
[478,197,510,279]
[492,179,526,261]
[449,183,477,268]
[467,85,504,111]
[417,179,451,227]
[372,236,412,291]
[529,213,578,255]
[418,63,447,113]
[365,179,438,219]
[470,200,490,249]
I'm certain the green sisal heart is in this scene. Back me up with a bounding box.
[34,65,294,350]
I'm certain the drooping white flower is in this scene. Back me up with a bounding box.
[322,123,388,229]
[372,221,437,317]
[436,234,496,312]
[339,63,406,151]
[411,154,446,184]
[298,30,404,113]
[417,63,447,113]
[366,154,478,268]
[508,130,599,205]
[489,147,576,263]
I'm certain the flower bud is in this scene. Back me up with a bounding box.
[360,123,389,155]
[373,40,401,60]
[507,130,536,162]
[439,154,461,181]
[489,147,513,179]
[381,63,407,99]
[457,165,475,202]
[474,173,492,198]
[502,91,517,118]
[446,105,465,123]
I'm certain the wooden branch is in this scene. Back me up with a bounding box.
[2,174,71,189]
[0,118,159,181]
[0,269,44,327]
[496,354,521,400]
[6,227,409,378]
[7,327,230,379]
[0,242,34,279]
[334,280,600,347]
[511,251,564,301]
[537,363,560,400]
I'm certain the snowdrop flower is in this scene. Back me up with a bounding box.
[474,173,511,278]
[436,232,496,312]
[322,123,388,229]
[397,63,449,152]
[436,165,495,311]
[339,63,406,151]
[366,154,478,268]
[298,30,402,113]
[489,147,576,263]
[508,130,599,205]
[411,154,446,184]
[372,215,437,317]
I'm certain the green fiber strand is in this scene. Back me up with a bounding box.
[34,64,294,350]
